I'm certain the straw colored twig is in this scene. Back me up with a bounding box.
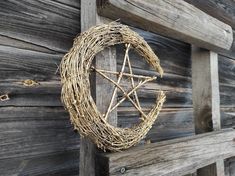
[94,67,148,119]
[91,67,154,79]
[104,44,131,120]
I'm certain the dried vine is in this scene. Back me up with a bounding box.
[60,22,166,151]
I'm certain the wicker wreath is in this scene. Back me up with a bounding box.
[60,22,166,151]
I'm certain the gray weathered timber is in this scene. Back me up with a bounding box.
[0,0,80,53]
[219,53,235,176]
[80,0,117,176]
[96,129,235,176]
[220,30,235,60]
[192,47,220,133]
[0,0,81,175]
[0,0,234,175]
[97,0,233,52]
[80,1,96,175]
[0,150,79,176]
[0,28,193,108]
[219,55,235,108]
[192,46,224,175]
[225,157,235,176]
[0,107,79,160]
[184,0,235,29]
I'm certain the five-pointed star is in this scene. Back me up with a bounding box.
[92,44,157,121]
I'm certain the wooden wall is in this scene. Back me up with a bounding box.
[0,0,234,176]
[184,1,235,175]
[0,0,80,175]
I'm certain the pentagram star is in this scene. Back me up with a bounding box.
[92,44,157,121]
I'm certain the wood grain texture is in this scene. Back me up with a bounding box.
[0,150,79,176]
[192,48,220,133]
[0,107,79,159]
[192,47,224,176]
[97,0,233,51]
[0,13,194,174]
[184,0,235,29]
[225,157,235,176]
[96,129,235,176]
[219,54,235,176]
[183,0,235,59]
[0,0,80,53]
[0,0,234,175]
[79,0,96,175]
[80,1,117,176]
[0,0,80,175]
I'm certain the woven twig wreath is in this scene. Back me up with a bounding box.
[60,22,166,151]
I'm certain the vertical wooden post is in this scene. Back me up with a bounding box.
[192,46,224,176]
[80,0,117,176]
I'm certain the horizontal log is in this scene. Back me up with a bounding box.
[96,129,235,176]
[184,0,235,29]
[219,30,235,60]
[97,0,233,52]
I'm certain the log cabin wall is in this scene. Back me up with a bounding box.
[0,0,234,176]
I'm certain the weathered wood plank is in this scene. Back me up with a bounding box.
[0,150,79,176]
[0,106,233,162]
[219,55,235,83]
[218,50,235,176]
[118,107,194,142]
[119,106,235,142]
[183,1,235,59]
[0,94,62,107]
[221,107,235,129]
[0,46,62,81]
[98,0,233,51]
[0,107,79,160]
[184,0,235,29]
[219,31,235,60]
[120,27,192,77]
[0,28,193,109]
[225,157,235,176]
[219,55,235,112]
[192,47,220,133]
[80,1,117,176]
[0,0,80,53]
[192,47,224,175]
[0,1,80,175]
[0,81,60,94]
[96,129,235,176]
[0,80,192,107]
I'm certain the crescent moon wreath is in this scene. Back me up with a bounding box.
[60,22,166,152]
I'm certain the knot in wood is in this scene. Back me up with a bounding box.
[0,94,10,101]
[23,79,39,87]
